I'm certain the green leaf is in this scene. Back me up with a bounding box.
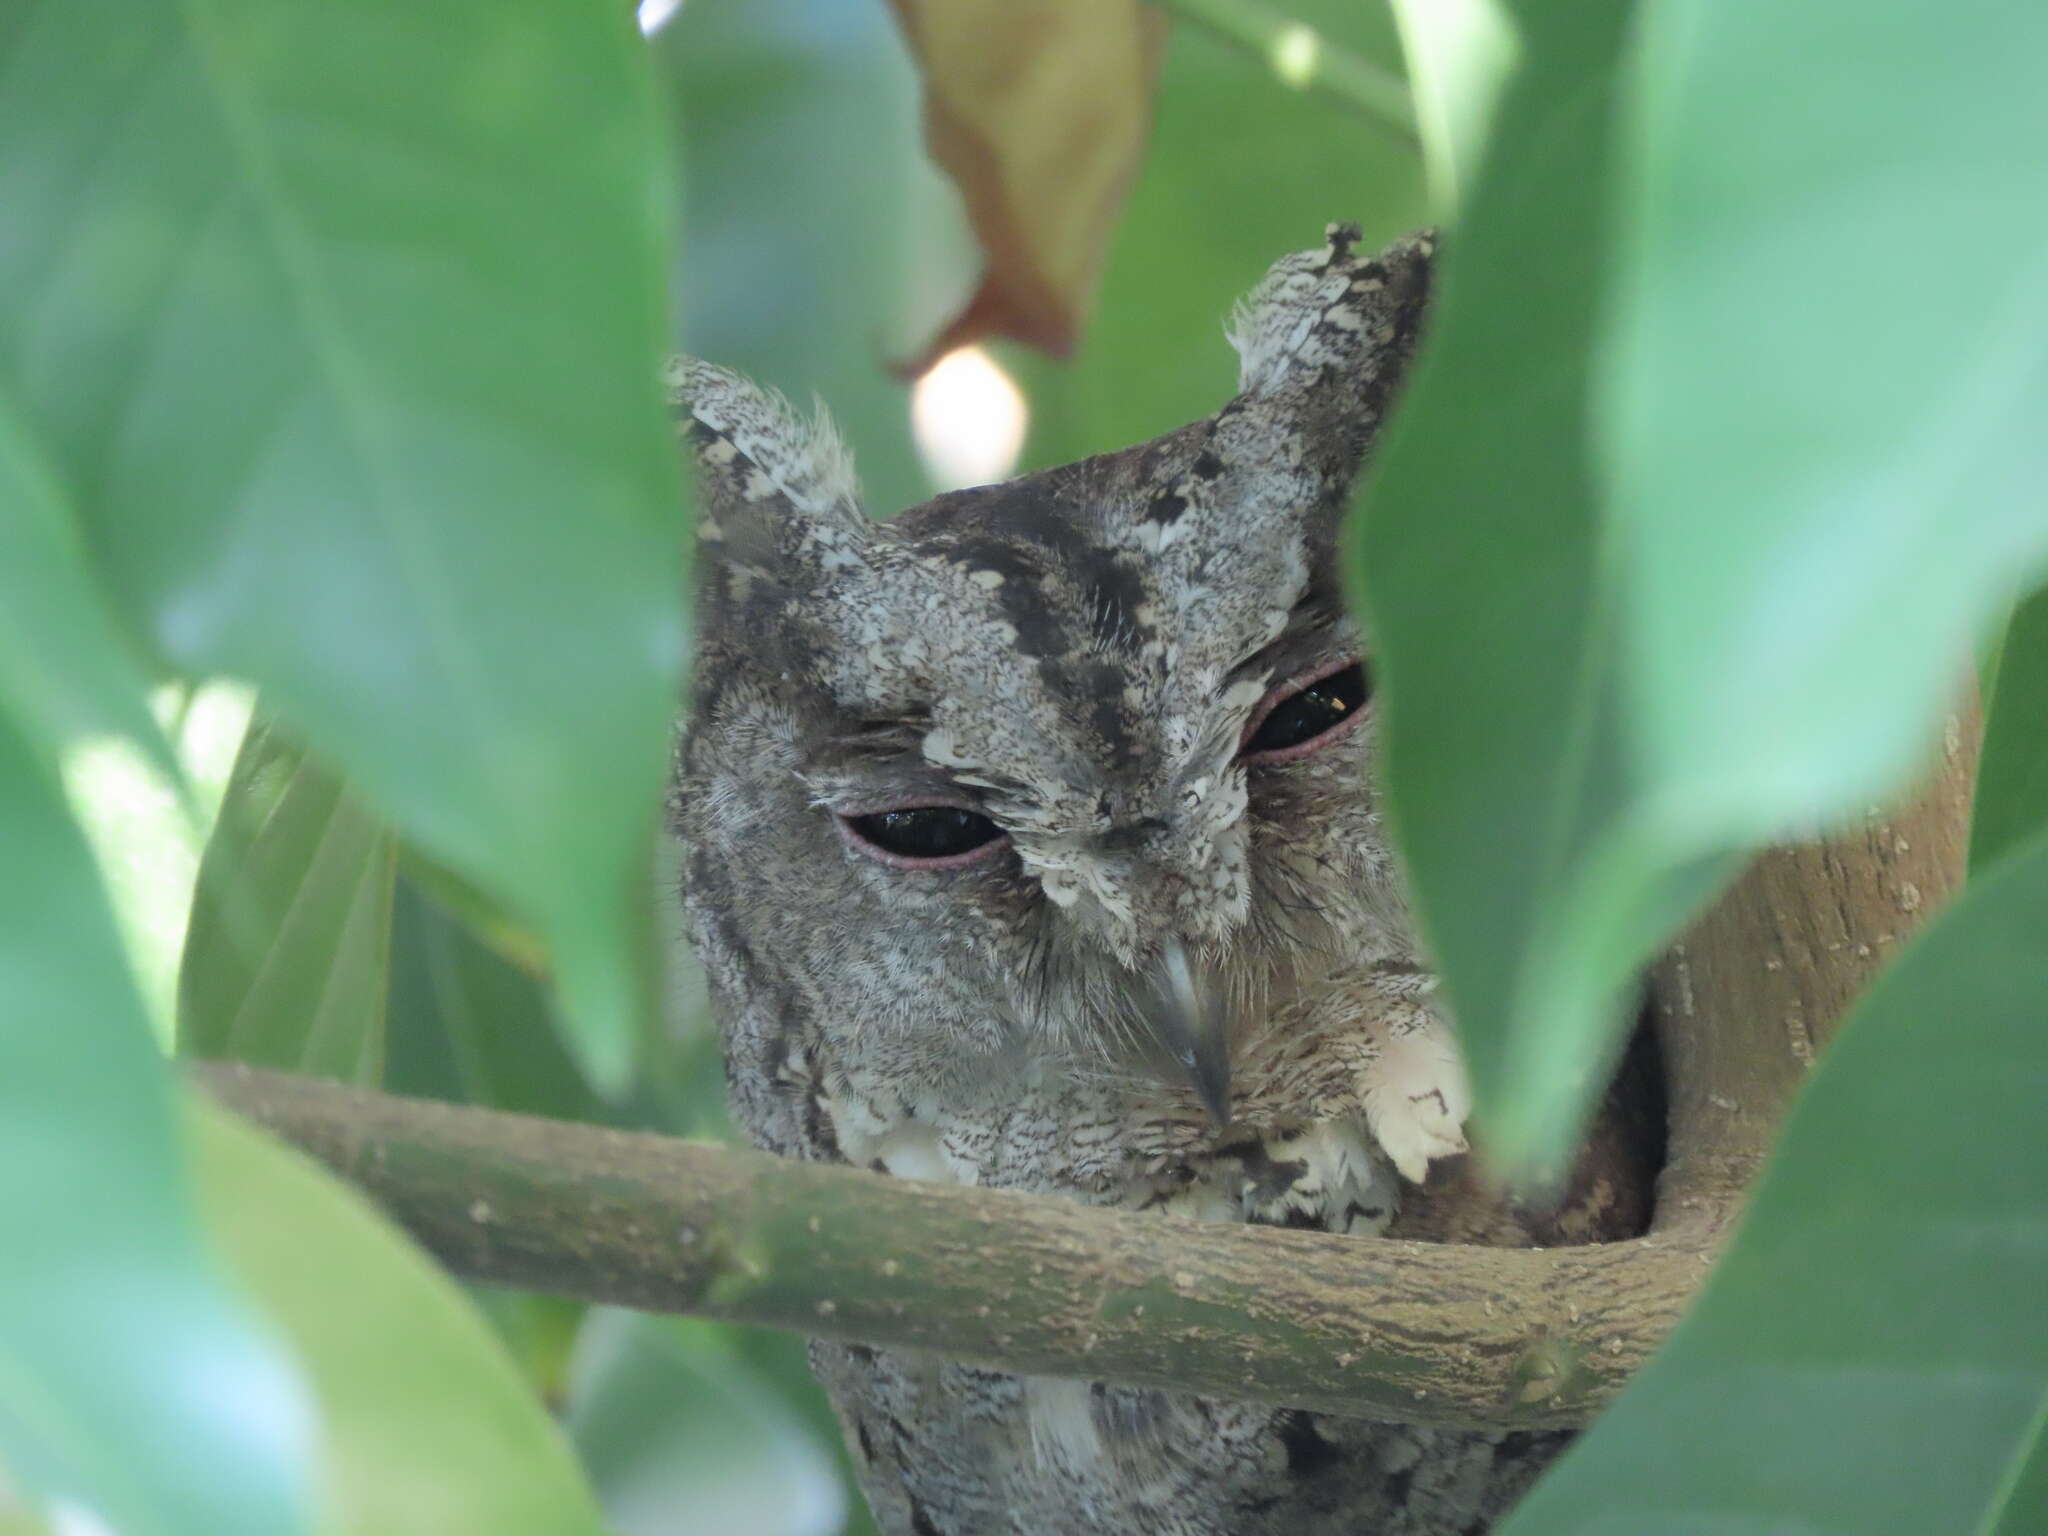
[383,873,601,1125]
[1972,585,2048,874]
[0,712,314,1536]
[0,0,684,1093]
[1018,0,1426,468]
[1352,0,1720,1180]
[566,1310,847,1536]
[178,722,393,1081]
[191,1104,610,1536]
[1500,828,2048,1536]
[1602,0,2048,853]
[0,391,169,774]
[658,0,971,515]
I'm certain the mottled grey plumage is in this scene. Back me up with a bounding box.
[670,227,1567,1533]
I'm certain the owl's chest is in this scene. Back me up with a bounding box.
[810,1026,1403,1239]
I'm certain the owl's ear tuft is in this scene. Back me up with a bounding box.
[666,357,868,546]
[1226,224,1435,405]
[666,360,877,655]
[1175,226,1434,534]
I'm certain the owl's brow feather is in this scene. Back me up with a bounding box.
[1228,592,1356,695]
[824,718,927,761]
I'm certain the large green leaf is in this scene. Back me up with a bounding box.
[191,1104,609,1536]
[1602,0,2048,853]
[0,713,314,1535]
[657,0,972,516]
[1351,0,1727,1180]
[0,0,683,1091]
[1501,829,2048,1535]
[566,1310,847,1536]
[179,722,392,1081]
[1972,586,2048,874]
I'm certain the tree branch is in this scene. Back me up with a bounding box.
[196,1059,1699,1430]
[194,699,1976,1432]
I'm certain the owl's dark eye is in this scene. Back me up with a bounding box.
[1242,660,1371,760]
[841,806,1006,867]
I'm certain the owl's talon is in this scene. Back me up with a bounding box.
[1360,1020,1473,1185]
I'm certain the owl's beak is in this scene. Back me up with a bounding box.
[1153,939,1232,1126]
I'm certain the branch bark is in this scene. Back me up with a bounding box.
[195,703,1976,1432]
[196,1059,1694,1429]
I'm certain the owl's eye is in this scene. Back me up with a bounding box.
[841,806,1006,867]
[1242,660,1371,760]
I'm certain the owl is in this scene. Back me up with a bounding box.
[669,227,1640,1534]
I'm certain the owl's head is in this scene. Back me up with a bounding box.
[673,227,1433,1124]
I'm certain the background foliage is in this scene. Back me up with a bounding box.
[1,0,2043,1532]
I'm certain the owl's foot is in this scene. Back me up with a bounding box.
[1360,1018,1472,1184]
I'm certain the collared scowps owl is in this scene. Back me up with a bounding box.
[670,227,1637,1534]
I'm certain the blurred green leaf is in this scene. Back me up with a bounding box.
[384,874,601,1124]
[0,1487,52,1536]
[1364,0,2048,1177]
[179,722,393,1081]
[1601,0,2048,855]
[1352,0,1719,1180]
[0,713,314,1536]
[1018,0,1426,468]
[396,846,550,984]
[192,1104,610,1536]
[659,0,973,515]
[1501,828,2048,1536]
[1972,585,2048,874]
[0,0,684,1093]
[0,395,170,777]
[566,1310,847,1536]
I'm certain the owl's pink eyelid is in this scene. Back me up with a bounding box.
[834,809,1009,870]
[1239,656,1369,762]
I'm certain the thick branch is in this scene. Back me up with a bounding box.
[198,1060,1700,1430]
[1649,700,1978,1221]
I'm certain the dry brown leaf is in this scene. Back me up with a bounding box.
[887,0,1168,366]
